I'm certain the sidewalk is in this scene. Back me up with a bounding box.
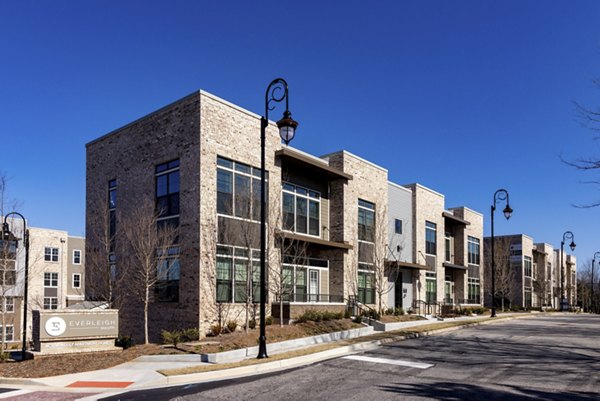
[0,313,540,401]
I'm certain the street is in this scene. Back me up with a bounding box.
[103,314,600,400]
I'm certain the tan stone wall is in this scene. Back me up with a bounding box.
[67,236,85,305]
[451,207,484,304]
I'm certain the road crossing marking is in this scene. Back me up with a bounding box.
[343,355,433,369]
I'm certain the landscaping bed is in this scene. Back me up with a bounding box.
[378,315,426,323]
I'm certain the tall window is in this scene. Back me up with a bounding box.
[156,247,180,302]
[524,287,532,308]
[44,297,58,310]
[215,245,260,303]
[358,199,375,242]
[468,278,480,304]
[156,160,180,229]
[217,156,264,221]
[73,250,81,264]
[108,179,117,253]
[468,236,480,265]
[426,272,437,303]
[0,325,13,342]
[44,272,58,287]
[394,219,402,235]
[445,232,453,262]
[358,268,374,304]
[282,183,320,236]
[524,256,532,277]
[44,247,59,262]
[425,221,436,255]
[1,297,14,313]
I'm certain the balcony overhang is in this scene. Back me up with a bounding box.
[442,212,470,226]
[276,230,353,250]
[387,260,429,270]
[276,147,353,181]
[443,262,468,270]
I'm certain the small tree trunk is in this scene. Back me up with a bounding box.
[279,296,284,327]
[144,286,149,344]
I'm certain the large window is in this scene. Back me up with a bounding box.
[1,297,14,313]
[358,199,375,242]
[0,325,13,342]
[216,245,260,303]
[44,247,59,262]
[44,272,58,287]
[468,278,480,304]
[282,257,329,302]
[156,246,180,302]
[217,156,264,221]
[282,183,320,236]
[524,287,532,308]
[468,236,480,265]
[524,256,532,278]
[425,221,437,255]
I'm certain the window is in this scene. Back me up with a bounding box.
[0,325,13,342]
[73,250,81,264]
[445,232,453,263]
[358,271,374,304]
[468,278,480,304]
[468,236,480,265]
[44,247,59,262]
[109,179,117,252]
[394,219,402,235]
[425,221,436,255]
[282,183,321,236]
[72,273,81,289]
[524,287,532,308]
[216,245,260,303]
[282,257,329,302]
[156,160,180,225]
[358,199,375,242]
[155,246,180,302]
[524,256,532,278]
[44,297,58,310]
[426,272,437,303]
[1,297,14,313]
[44,272,58,287]
[217,156,264,221]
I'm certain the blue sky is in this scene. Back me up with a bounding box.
[1,1,600,266]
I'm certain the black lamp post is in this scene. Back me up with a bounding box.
[258,78,298,359]
[2,213,29,360]
[559,231,575,311]
[591,252,600,313]
[490,189,512,318]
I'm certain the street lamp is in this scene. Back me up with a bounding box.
[591,252,600,313]
[559,231,575,311]
[258,78,298,359]
[2,213,29,360]
[490,189,512,318]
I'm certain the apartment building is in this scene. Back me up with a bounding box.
[398,184,485,312]
[483,235,576,309]
[0,218,85,345]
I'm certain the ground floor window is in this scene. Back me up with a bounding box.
[156,246,180,302]
[43,297,58,310]
[358,264,375,304]
[0,325,13,342]
[216,245,260,304]
[282,257,328,302]
[468,277,480,304]
[426,272,437,303]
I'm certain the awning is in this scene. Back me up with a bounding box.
[276,147,353,181]
[442,211,470,226]
[276,230,352,250]
[443,262,468,270]
[387,260,429,270]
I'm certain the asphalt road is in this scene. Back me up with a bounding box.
[104,314,600,401]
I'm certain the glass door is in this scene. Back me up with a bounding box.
[309,270,319,302]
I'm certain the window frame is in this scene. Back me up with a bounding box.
[425,221,437,256]
[43,297,58,310]
[156,159,180,223]
[358,199,375,243]
[216,244,261,303]
[72,249,82,265]
[394,219,402,235]
[44,247,59,262]
[524,256,533,278]
[467,236,480,265]
[72,273,81,289]
[44,272,58,288]
[217,156,265,222]
[282,182,321,237]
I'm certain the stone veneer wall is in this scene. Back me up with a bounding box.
[86,92,202,342]
[326,151,388,305]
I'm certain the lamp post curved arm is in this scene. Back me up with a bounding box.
[559,231,575,311]
[2,212,29,360]
[258,79,298,359]
[490,189,512,318]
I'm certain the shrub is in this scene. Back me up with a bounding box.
[296,310,344,323]
[181,327,200,342]
[266,316,273,326]
[226,320,238,333]
[247,319,257,330]
[394,307,404,316]
[161,329,182,347]
[344,309,351,319]
[362,309,380,320]
[209,324,223,336]
[354,315,363,324]
[0,352,10,363]
[384,308,395,316]
[115,335,134,349]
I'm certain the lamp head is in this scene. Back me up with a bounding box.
[502,204,513,220]
[277,110,298,145]
[569,241,576,252]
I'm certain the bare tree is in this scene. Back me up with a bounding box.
[533,261,552,309]
[485,236,514,311]
[85,191,128,309]
[576,260,592,312]
[121,200,179,344]
[371,206,397,315]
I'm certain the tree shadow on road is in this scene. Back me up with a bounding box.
[379,381,598,400]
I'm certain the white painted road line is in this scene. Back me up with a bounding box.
[343,355,433,369]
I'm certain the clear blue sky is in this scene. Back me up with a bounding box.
[2,1,600,267]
